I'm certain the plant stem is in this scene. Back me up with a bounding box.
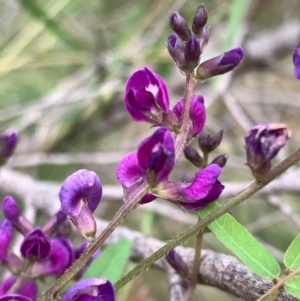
[175,73,196,158]
[37,183,148,301]
[114,147,300,290]
[180,226,203,301]
[256,267,300,301]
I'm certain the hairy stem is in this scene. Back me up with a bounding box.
[114,147,300,290]
[175,73,196,158]
[37,184,148,301]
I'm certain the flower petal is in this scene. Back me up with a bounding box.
[0,220,13,260]
[293,43,300,79]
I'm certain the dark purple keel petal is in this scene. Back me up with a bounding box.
[181,164,222,202]
[116,152,144,188]
[0,220,13,260]
[59,169,102,216]
[62,278,115,301]
[20,228,51,259]
[139,193,156,204]
[293,43,300,79]
[179,180,224,211]
[0,276,38,301]
[137,128,175,182]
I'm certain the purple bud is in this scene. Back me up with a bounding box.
[184,146,203,167]
[0,131,18,166]
[199,26,209,52]
[192,5,208,35]
[42,210,67,236]
[31,238,75,278]
[196,47,244,80]
[124,67,169,124]
[61,278,115,301]
[2,196,33,235]
[167,34,187,71]
[20,228,52,259]
[211,154,228,168]
[166,250,188,277]
[59,169,102,241]
[169,12,191,42]
[0,276,38,301]
[137,127,175,185]
[172,95,206,136]
[198,130,223,153]
[185,34,201,70]
[293,43,300,79]
[245,123,291,177]
[0,220,13,260]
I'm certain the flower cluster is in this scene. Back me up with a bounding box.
[0,169,115,301]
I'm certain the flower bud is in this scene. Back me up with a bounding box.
[293,43,300,79]
[169,12,191,42]
[166,250,188,277]
[185,34,201,70]
[199,26,209,52]
[195,47,244,80]
[0,131,18,166]
[167,34,187,71]
[198,130,223,153]
[184,146,203,167]
[211,154,228,167]
[245,123,291,177]
[192,5,208,36]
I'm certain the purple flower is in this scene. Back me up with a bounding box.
[2,196,33,235]
[196,47,244,80]
[166,250,188,276]
[172,95,206,136]
[155,164,224,211]
[0,220,13,260]
[30,238,75,278]
[293,43,300,79]
[62,278,115,301]
[116,128,175,204]
[0,130,18,165]
[0,276,38,301]
[167,34,187,71]
[169,12,191,43]
[74,241,101,280]
[124,67,169,124]
[20,228,52,259]
[59,169,102,241]
[245,123,291,177]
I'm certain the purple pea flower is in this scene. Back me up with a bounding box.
[124,67,169,125]
[0,276,38,301]
[2,196,33,235]
[196,47,244,80]
[116,128,175,204]
[0,130,18,166]
[154,164,224,211]
[20,228,52,259]
[74,240,101,280]
[172,95,206,136]
[245,123,291,177]
[30,238,75,278]
[61,278,115,301]
[59,169,102,241]
[293,43,300,79]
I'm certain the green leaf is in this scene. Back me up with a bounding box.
[284,276,300,298]
[82,238,132,282]
[284,233,300,271]
[199,202,280,279]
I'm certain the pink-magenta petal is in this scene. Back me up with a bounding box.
[0,220,13,260]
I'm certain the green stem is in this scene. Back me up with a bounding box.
[175,73,196,159]
[114,147,300,290]
[38,183,148,301]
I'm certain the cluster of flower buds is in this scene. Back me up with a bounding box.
[244,123,291,179]
[293,43,300,79]
[184,129,227,168]
[167,5,244,79]
[0,169,117,301]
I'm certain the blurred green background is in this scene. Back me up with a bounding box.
[1,0,300,300]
